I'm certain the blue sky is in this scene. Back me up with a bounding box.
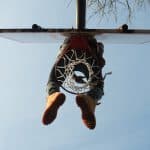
[0,0,150,150]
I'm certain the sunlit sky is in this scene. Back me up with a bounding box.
[0,0,150,150]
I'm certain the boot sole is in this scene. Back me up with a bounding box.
[42,93,65,125]
[76,96,96,129]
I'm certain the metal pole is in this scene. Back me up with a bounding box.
[76,0,86,29]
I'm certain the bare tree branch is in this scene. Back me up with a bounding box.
[87,0,146,22]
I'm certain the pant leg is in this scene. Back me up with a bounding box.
[47,65,60,95]
[87,79,104,102]
[46,41,69,96]
[86,41,105,102]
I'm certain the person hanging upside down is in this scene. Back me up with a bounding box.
[42,35,105,130]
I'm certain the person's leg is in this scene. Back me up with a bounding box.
[75,43,105,129]
[42,38,71,125]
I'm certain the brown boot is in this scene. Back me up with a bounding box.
[42,92,65,125]
[76,95,96,130]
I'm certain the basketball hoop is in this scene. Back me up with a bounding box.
[55,49,100,94]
